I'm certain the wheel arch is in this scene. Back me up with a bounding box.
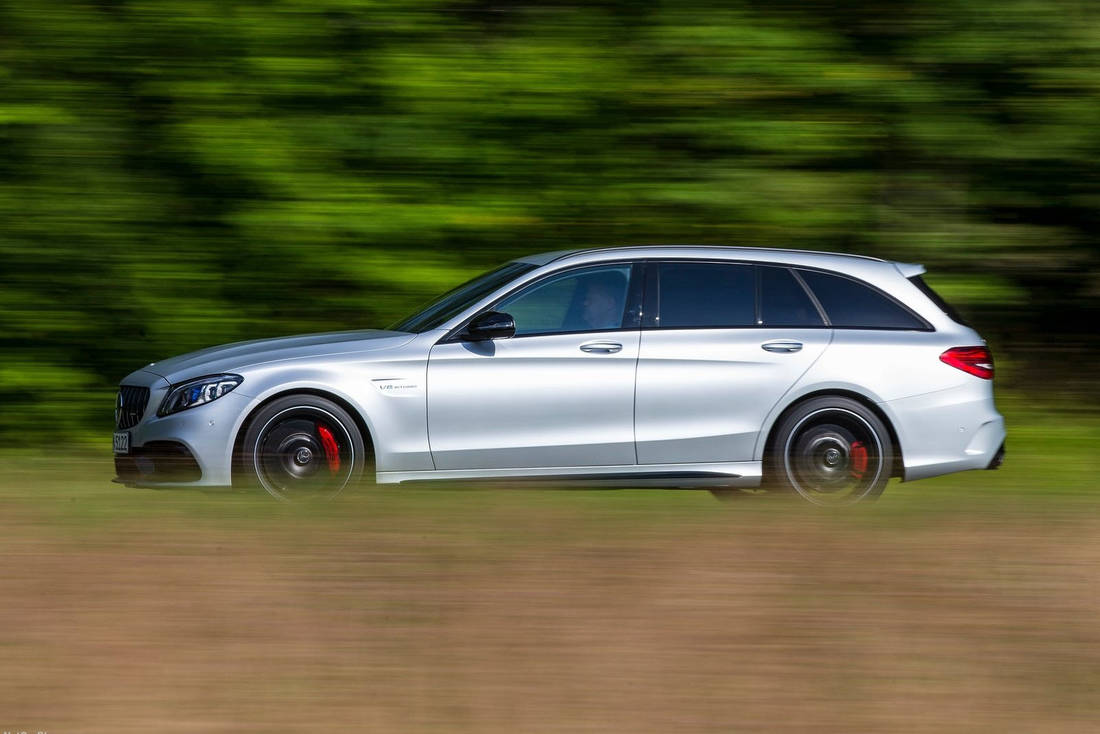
[231,388,375,487]
[761,389,904,479]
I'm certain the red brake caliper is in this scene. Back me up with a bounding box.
[850,440,868,479]
[317,424,341,474]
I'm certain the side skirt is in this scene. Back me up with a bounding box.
[377,461,762,488]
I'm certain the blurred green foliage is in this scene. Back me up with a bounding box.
[1,0,1098,444]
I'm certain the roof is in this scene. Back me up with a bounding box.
[561,244,885,263]
[517,245,926,294]
[517,245,892,269]
[442,245,945,333]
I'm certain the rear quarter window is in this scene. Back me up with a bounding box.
[798,269,929,330]
[760,266,825,327]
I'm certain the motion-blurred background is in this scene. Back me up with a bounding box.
[1,0,1098,444]
[2,3,1100,732]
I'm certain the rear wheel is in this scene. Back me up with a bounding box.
[767,396,893,506]
[240,395,368,501]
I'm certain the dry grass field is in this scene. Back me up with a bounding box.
[1,412,1098,733]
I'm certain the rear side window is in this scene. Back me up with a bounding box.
[657,262,755,328]
[760,267,825,327]
[798,270,928,330]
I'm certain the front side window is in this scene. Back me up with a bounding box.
[496,264,633,336]
[798,269,928,330]
[655,262,755,329]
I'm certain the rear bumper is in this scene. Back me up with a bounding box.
[880,382,1006,482]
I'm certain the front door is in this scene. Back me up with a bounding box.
[427,262,642,470]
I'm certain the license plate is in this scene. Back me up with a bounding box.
[113,431,130,455]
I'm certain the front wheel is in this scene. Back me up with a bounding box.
[767,397,893,506]
[240,395,369,501]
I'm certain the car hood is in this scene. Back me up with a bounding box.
[142,329,416,385]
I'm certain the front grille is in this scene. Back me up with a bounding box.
[116,385,150,429]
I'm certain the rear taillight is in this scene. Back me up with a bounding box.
[939,346,994,380]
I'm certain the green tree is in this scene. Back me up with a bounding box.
[1,0,1097,444]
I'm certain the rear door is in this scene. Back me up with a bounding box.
[635,262,831,464]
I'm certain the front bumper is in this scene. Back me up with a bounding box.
[114,441,202,485]
[113,370,250,487]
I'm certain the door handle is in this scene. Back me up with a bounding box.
[761,341,803,353]
[580,341,623,354]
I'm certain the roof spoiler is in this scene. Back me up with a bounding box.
[894,261,926,279]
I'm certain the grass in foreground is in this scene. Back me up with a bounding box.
[0,403,1097,732]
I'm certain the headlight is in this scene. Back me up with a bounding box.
[158,374,243,416]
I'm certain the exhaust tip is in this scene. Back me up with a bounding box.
[986,442,1006,470]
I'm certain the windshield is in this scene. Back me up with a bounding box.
[390,261,538,333]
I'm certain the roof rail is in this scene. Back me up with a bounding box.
[550,244,887,264]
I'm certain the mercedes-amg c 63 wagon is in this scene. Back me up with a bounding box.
[114,246,1005,505]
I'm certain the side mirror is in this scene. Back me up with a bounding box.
[463,311,516,341]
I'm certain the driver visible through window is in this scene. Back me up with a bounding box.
[498,265,632,336]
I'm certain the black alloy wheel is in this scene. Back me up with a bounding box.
[768,396,893,506]
[240,395,368,500]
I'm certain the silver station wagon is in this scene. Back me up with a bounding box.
[114,246,1005,505]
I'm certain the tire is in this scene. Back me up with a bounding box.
[239,395,369,501]
[766,396,894,506]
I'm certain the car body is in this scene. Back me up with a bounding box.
[114,246,1005,504]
